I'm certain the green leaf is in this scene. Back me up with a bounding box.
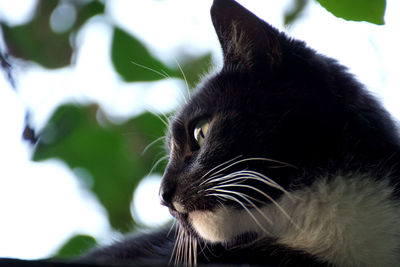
[53,234,97,259]
[1,0,104,68]
[33,104,167,232]
[111,27,213,86]
[178,53,213,89]
[284,0,308,26]
[111,27,174,82]
[73,1,105,32]
[1,0,70,68]
[316,0,386,25]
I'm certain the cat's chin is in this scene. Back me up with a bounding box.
[188,207,260,243]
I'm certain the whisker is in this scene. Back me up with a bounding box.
[177,230,182,266]
[201,240,219,263]
[205,172,277,192]
[199,155,243,185]
[174,58,190,102]
[141,136,166,155]
[197,174,225,193]
[130,60,169,79]
[198,240,213,261]
[241,170,295,200]
[178,227,185,266]
[208,170,293,199]
[167,220,177,237]
[215,198,227,208]
[206,185,265,205]
[148,112,169,128]
[211,184,294,226]
[170,225,181,266]
[193,236,197,267]
[185,233,189,267]
[209,188,273,225]
[144,107,170,128]
[210,157,296,180]
[188,234,192,266]
[161,69,170,78]
[178,228,184,266]
[148,155,169,175]
[207,192,270,234]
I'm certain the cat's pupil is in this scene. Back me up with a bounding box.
[194,119,210,147]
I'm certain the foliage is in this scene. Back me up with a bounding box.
[284,0,386,26]
[53,234,97,259]
[0,0,386,259]
[1,0,104,68]
[111,26,212,86]
[33,105,168,232]
[316,0,386,25]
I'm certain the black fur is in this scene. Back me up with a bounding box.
[81,0,400,266]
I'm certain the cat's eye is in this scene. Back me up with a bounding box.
[194,119,210,147]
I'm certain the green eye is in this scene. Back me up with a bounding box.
[194,119,210,147]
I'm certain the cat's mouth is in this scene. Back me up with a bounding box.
[172,201,187,214]
[167,198,263,244]
[167,201,226,242]
[168,206,186,219]
[166,201,189,221]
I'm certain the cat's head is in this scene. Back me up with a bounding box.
[159,0,399,244]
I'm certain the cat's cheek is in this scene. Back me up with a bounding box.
[189,209,233,243]
[189,208,255,243]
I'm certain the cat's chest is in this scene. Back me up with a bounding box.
[189,174,400,267]
[274,174,400,266]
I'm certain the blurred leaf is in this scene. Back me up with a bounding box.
[0,0,104,68]
[284,0,308,26]
[316,0,386,25]
[73,1,105,31]
[53,234,97,259]
[111,27,213,87]
[0,52,15,89]
[33,104,167,232]
[178,53,212,89]
[111,27,174,82]
[1,0,69,68]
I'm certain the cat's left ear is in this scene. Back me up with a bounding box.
[211,0,283,69]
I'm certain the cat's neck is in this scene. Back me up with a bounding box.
[262,173,400,267]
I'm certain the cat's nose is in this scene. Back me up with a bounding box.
[159,179,176,209]
[159,187,171,207]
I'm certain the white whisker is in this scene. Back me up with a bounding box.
[188,234,192,266]
[179,228,185,266]
[148,155,169,175]
[167,220,177,237]
[160,69,170,78]
[170,225,181,266]
[209,188,273,225]
[206,185,264,205]
[199,155,243,185]
[206,192,270,234]
[130,60,169,79]
[193,237,197,266]
[211,184,295,226]
[209,157,296,180]
[145,108,169,128]
[174,58,190,102]
[208,170,293,199]
[141,136,166,156]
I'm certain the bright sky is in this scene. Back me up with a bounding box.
[0,0,399,260]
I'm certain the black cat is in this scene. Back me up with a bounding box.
[82,0,400,266]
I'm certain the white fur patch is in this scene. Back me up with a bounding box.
[189,174,400,266]
[173,201,186,214]
[189,207,257,243]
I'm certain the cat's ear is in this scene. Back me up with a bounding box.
[211,0,282,69]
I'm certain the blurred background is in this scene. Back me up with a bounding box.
[0,0,399,260]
